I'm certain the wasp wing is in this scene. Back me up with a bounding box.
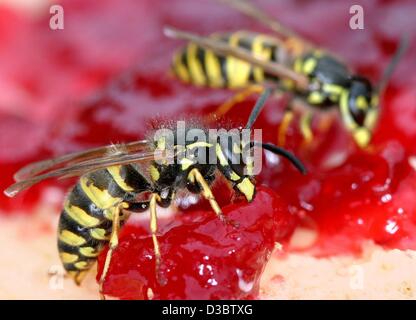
[14,140,150,182]
[217,0,311,46]
[4,148,176,197]
[218,0,299,39]
[218,1,349,64]
[164,26,310,90]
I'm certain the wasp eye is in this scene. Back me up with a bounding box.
[348,76,373,127]
[349,98,367,126]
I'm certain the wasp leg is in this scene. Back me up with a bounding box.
[277,91,304,147]
[215,85,265,118]
[301,110,338,151]
[299,110,314,146]
[149,193,166,285]
[98,204,123,300]
[188,168,238,227]
[49,266,88,287]
[278,96,315,147]
[278,108,295,147]
[74,271,88,286]
[218,0,306,44]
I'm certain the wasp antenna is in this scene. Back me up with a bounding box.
[377,34,410,93]
[245,88,272,129]
[252,141,307,175]
[216,0,298,39]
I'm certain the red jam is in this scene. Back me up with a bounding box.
[97,186,296,300]
[1,0,416,299]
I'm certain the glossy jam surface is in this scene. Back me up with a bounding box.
[97,186,295,299]
[1,0,416,299]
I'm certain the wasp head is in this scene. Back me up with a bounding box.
[340,75,379,148]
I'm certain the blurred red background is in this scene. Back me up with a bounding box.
[0,0,415,299]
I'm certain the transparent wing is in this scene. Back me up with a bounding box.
[217,0,311,45]
[14,140,150,182]
[4,148,173,197]
[217,1,350,62]
[164,26,310,90]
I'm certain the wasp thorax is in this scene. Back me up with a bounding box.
[151,122,262,175]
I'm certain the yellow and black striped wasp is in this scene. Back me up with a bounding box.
[4,89,306,299]
[165,0,408,148]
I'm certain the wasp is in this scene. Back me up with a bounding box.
[165,0,408,148]
[4,89,306,299]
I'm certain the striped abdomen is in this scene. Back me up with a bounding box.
[172,31,288,89]
[57,164,150,283]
